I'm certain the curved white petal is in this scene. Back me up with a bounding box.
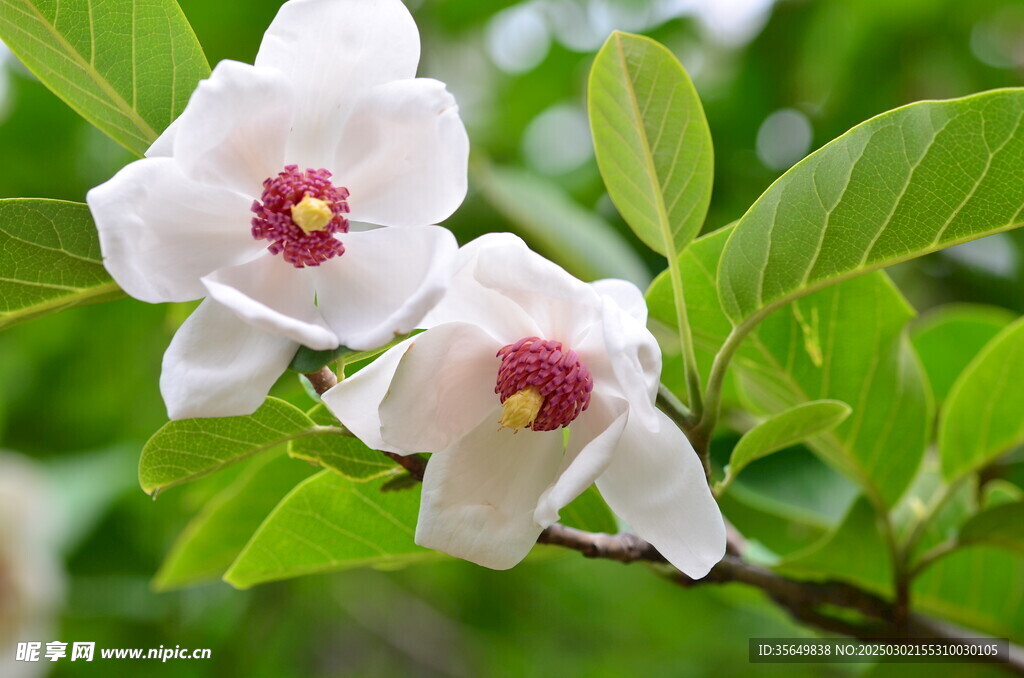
[470,235,604,345]
[597,295,662,427]
[312,226,458,350]
[337,78,468,227]
[379,322,503,453]
[591,278,648,324]
[422,235,541,341]
[202,254,337,350]
[426,233,603,345]
[596,409,725,578]
[160,299,298,419]
[255,0,419,155]
[416,415,564,569]
[321,336,416,453]
[145,116,180,158]
[534,393,629,527]
[87,157,259,303]
[172,60,292,195]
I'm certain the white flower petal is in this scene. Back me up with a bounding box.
[597,295,662,427]
[422,235,541,341]
[379,322,503,453]
[255,0,419,152]
[321,335,416,453]
[87,157,259,303]
[416,415,564,569]
[337,78,468,227]
[312,226,458,350]
[591,278,648,324]
[160,299,298,419]
[202,254,337,350]
[534,393,629,527]
[172,60,292,195]
[145,116,180,158]
[596,410,726,578]
[426,233,603,344]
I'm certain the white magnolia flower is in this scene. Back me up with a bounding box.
[323,234,726,576]
[87,0,469,419]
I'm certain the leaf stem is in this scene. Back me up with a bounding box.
[908,540,958,579]
[689,321,754,461]
[667,258,704,419]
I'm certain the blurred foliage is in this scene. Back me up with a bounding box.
[0,0,1021,675]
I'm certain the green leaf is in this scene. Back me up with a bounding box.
[474,161,651,287]
[650,225,931,507]
[0,0,210,155]
[958,501,1024,557]
[139,397,327,495]
[589,31,713,255]
[737,274,932,508]
[939,317,1024,480]
[224,471,438,588]
[717,400,851,493]
[911,304,1015,404]
[0,199,122,330]
[778,496,892,595]
[719,89,1024,327]
[153,452,316,590]
[558,486,618,534]
[914,546,1024,642]
[288,404,395,481]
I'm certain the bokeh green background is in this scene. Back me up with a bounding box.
[1,0,1021,675]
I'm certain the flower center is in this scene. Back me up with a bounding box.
[495,337,593,432]
[250,165,350,268]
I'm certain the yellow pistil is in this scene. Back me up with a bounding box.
[291,195,333,234]
[498,386,544,433]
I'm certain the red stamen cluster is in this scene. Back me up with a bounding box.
[251,165,350,268]
[495,337,594,431]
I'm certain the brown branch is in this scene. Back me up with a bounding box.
[537,525,1024,674]
[384,451,427,481]
[304,366,338,394]
[304,365,1023,672]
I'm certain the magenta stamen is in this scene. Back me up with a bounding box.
[495,337,594,431]
[250,165,350,268]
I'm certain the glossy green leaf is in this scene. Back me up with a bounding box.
[719,89,1024,327]
[958,501,1024,556]
[737,274,932,508]
[891,459,975,561]
[778,497,892,595]
[225,471,438,588]
[717,400,851,493]
[0,199,122,330]
[558,486,618,534]
[153,452,316,590]
[474,161,650,287]
[288,404,395,481]
[139,397,328,495]
[982,480,1023,508]
[940,317,1024,480]
[914,546,1024,642]
[911,304,1015,405]
[650,226,930,507]
[589,31,713,256]
[0,0,210,155]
